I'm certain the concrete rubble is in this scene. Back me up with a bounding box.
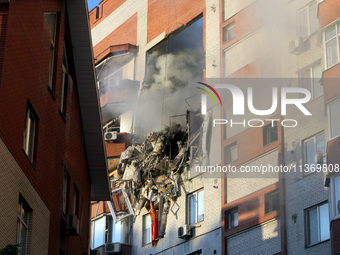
[108,110,209,246]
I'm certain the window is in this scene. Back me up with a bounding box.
[223,22,235,43]
[17,195,32,255]
[305,202,330,246]
[303,132,326,174]
[263,123,278,145]
[72,185,78,215]
[23,104,38,163]
[298,1,318,38]
[265,190,280,214]
[44,13,57,90]
[329,99,340,139]
[188,190,204,225]
[227,208,238,229]
[299,63,322,99]
[60,45,69,115]
[324,22,340,68]
[62,169,69,214]
[91,216,105,249]
[105,215,113,243]
[334,176,340,217]
[143,214,151,245]
[90,215,125,249]
[224,142,237,165]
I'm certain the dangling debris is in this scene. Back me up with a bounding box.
[108,109,207,246]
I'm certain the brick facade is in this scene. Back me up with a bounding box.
[0,1,106,254]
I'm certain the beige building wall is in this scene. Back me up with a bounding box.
[0,139,49,254]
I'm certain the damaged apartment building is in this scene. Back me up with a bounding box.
[89,0,340,255]
[89,0,221,255]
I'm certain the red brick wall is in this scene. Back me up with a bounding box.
[147,0,205,43]
[221,116,282,167]
[323,65,340,103]
[92,13,137,58]
[318,0,340,29]
[89,0,127,29]
[0,4,8,86]
[0,1,92,254]
[222,184,279,236]
[331,219,340,254]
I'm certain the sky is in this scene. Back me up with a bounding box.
[87,0,101,11]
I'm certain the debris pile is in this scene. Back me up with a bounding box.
[111,125,188,244]
[109,110,208,246]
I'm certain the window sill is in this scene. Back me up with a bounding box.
[59,110,66,123]
[305,238,330,249]
[323,61,340,73]
[22,149,36,170]
[263,139,278,147]
[48,86,56,100]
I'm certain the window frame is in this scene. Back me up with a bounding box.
[265,190,280,214]
[90,214,126,249]
[142,213,151,246]
[222,21,235,44]
[328,98,340,140]
[23,103,38,163]
[330,176,340,220]
[60,44,69,117]
[305,201,330,247]
[44,12,58,92]
[62,168,69,215]
[297,1,318,39]
[224,142,237,165]
[263,123,278,145]
[324,21,340,69]
[187,189,204,225]
[226,207,238,230]
[298,62,323,100]
[17,194,32,255]
[72,185,79,216]
[302,132,326,175]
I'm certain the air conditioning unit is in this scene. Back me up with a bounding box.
[289,37,303,55]
[104,131,118,141]
[66,214,79,236]
[178,224,192,239]
[105,242,121,254]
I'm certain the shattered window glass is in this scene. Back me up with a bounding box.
[109,188,134,223]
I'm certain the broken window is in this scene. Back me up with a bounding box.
[108,188,133,223]
[136,16,205,135]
